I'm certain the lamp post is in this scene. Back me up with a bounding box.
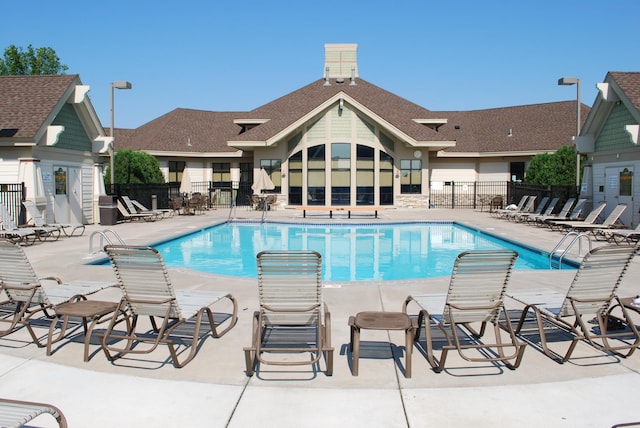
[109,81,133,187]
[557,77,581,188]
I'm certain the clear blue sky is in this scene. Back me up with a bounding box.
[3,0,639,129]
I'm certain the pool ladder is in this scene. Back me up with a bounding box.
[549,231,592,269]
[89,229,126,254]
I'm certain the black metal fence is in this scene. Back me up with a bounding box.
[111,182,255,209]
[429,181,578,211]
[0,183,26,225]
[2,181,579,225]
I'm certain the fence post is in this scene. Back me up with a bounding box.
[473,182,477,209]
[451,181,455,209]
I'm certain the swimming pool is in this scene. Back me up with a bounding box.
[149,221,575,282]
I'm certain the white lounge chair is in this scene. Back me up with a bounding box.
[532,197,576,225]
[571,204,627,236]
[0,239,115,346]
[547,202,607,231]
[492,195,529,218]
[116,200,157,222]
[511,196,550,222]
[507,244,640,363]
[244,250,333,376]
[101,245,238,368]
[122,195,172,219]
[403,250,526,372]
[602,223,640,244]
[522,197,559,223]
[0,204,51,244]
[0,398,67,428]
[22,200,85,237]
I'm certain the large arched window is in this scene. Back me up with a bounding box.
[356,145,374,205]
[331,143,350,205]
[288,151,302,205]
[307,145,325,205]
[380,152,394,205]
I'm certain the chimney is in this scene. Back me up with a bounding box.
[324,44,358,81]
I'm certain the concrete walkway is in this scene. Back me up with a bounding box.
[1,206,639,427]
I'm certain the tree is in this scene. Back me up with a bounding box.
[105,150,165,185]
[524,145,577,186]
[0,44,68,75]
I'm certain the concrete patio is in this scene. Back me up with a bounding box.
[1,206,639,427]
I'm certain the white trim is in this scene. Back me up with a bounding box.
[70,85,90,104]
[625,124,639,145]
[228,92,455,151]
[45,126,65,146]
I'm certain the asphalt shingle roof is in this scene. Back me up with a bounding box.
[0,74,78,139]
[434,101,587,153]
[609,72,640,113]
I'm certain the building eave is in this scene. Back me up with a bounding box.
[140,149,245,158]
[436,150,553,158]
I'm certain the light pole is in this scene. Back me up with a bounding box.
[558,77,581,188]
[109,81,133,187]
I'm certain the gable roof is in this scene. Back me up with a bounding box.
[576,72,640,150]
[230,78,453,148]
[0,74,78,139]
[0,74,105,145]
[610,72,640,116]
[117,77,587,158]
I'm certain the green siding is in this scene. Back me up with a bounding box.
[330,105,351,139]
[307,117,325,141]
[51,104,93,151]
[356,114,375,142]
[595,103,637,152]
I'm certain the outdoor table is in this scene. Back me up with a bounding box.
[46,300,120,362]
[348,311,416,378]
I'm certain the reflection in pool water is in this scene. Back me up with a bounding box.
[152,222,575,282]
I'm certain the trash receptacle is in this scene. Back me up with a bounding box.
[99,195,118,225]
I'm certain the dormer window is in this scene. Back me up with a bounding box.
[234,118,269,134]
[413,118,448,132]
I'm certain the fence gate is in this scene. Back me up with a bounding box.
[0,183,26,225]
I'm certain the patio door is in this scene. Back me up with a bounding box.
[604,166,633,227]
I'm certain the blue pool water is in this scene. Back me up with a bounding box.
[146,221,575,282]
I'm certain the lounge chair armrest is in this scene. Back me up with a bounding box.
[38,276,62,284]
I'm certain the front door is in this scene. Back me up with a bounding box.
[604,166,633,227]
[53,166,83,224]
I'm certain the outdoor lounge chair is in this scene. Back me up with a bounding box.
[120,195,166,220]
[116,200,157,222]
[531,197,576,225]
[507,244,640,363]
[244,250,334,376]
[511,196,550,222]
[570,204,627,236]
[601,223,640,244]
[522,197,559,223]
[492,195,529,218]
[0,204,53,245]
[403,250,526,373]
[22,200,85,237]
[130,198,174,218]
[0,239,114,346]
[547,201,607,231]
[101,245,238,368]
[0,397,67,427]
